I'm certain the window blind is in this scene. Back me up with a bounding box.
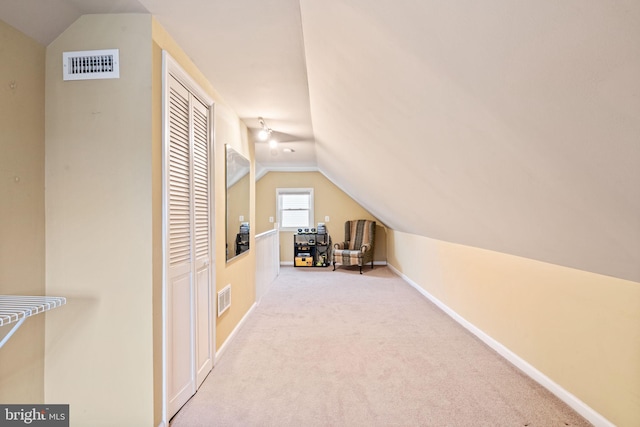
[280,193,310,228]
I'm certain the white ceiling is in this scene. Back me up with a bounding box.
[1,1,639,281]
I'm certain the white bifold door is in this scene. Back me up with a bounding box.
[165,71,214,420]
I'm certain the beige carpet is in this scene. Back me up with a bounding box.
[170,266,591,427]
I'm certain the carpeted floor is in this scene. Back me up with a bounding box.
[170,266,591,427]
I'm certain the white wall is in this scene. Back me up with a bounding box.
[302,0,640,282]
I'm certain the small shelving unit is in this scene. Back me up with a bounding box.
[235,231,249,255]
[294,232,331,267]
[0,295,66,349]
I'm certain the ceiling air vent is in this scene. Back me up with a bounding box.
[62,49,120,81]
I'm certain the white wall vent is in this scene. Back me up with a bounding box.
[218,284,231,317]
[63,49,120,81]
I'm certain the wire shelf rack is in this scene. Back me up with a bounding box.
[0,295,66,348]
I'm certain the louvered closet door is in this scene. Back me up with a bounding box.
[167,77,196,417]
[192,97,213,387]
[166,73,214,419]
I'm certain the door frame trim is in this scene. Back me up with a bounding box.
[161,50,216,425]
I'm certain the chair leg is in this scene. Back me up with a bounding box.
[359,264,363,274]
[371,260,374,269]
[333,261,336,271]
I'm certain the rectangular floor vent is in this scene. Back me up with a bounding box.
[63,49,120,81]
[218,284,231,317]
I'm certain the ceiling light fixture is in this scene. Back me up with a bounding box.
[258,128,269,141]
[258,116,278,149]
[257,117,273,142]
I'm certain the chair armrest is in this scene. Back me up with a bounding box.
[334,242,348,250]
[360,243,372,253]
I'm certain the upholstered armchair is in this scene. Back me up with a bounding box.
[333,220,376,274]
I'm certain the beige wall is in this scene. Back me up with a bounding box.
[387,229,640,427]
[0,19,46,403]
[214,105,255,350]
[256,171,386,263]
[151,19,256,357]
[44,14,155,426]
[37,14,257,426]
[11,9,632,427]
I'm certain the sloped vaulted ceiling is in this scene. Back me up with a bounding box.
[1,0,638,281]
[299,1,640,282]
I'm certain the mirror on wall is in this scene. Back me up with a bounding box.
[226,145,251,261]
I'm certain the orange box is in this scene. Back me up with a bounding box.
[295,256,313,267]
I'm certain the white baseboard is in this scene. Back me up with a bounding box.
[387,263,615,427]
[214,302,257,365]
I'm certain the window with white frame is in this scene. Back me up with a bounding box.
[277,188,314,230]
